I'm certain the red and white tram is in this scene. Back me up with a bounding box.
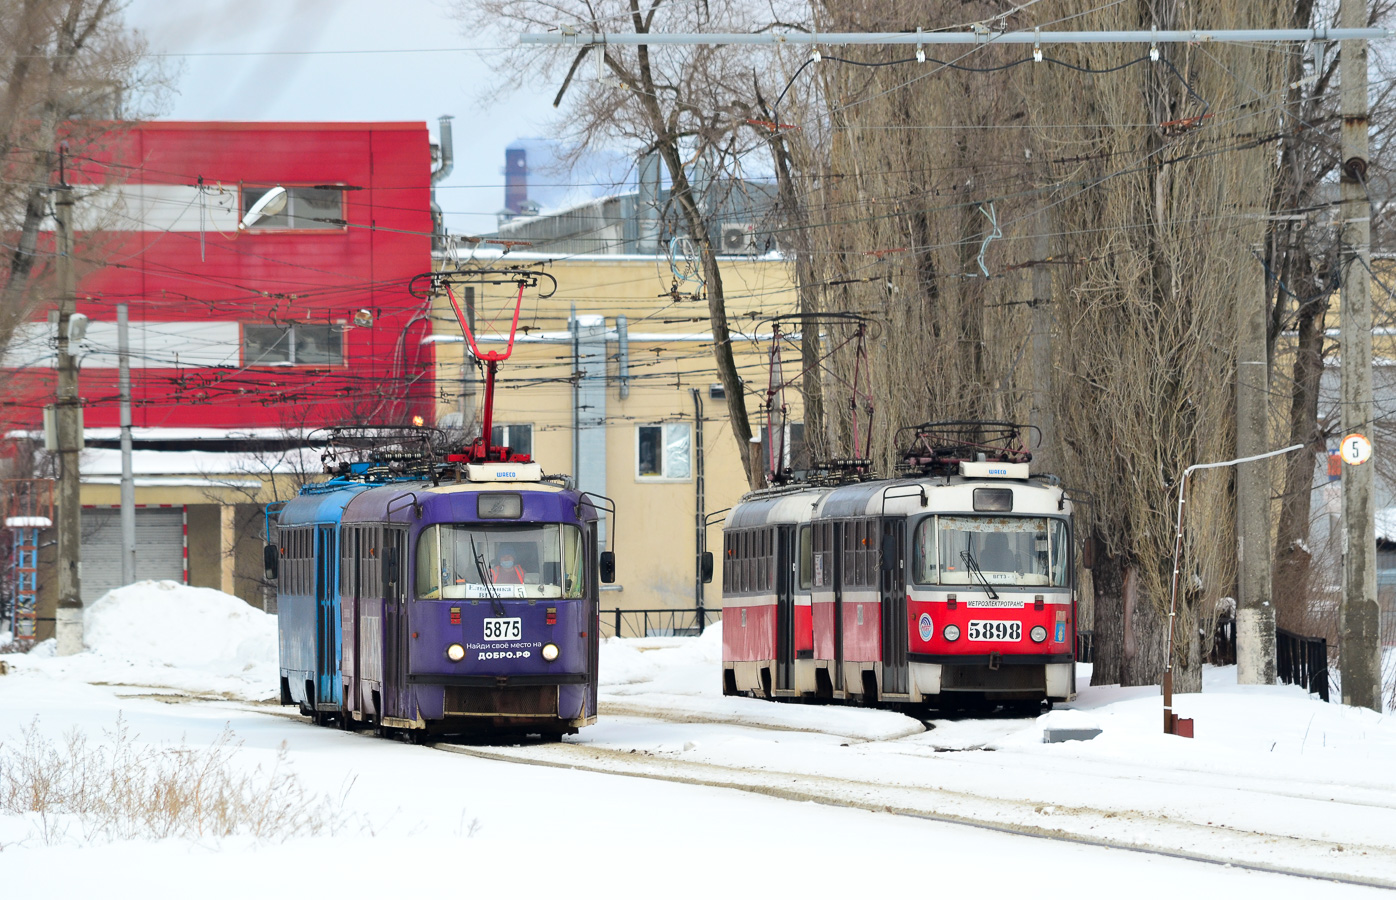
[719,424,1078,712]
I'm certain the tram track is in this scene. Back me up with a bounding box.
[432,723,1396,890]
[198,691,1396,887]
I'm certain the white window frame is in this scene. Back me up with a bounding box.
[242,322,344,367]
[635,422,692,482]
[240,185,346,231]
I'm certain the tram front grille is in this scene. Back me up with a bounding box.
[443,685,559,717]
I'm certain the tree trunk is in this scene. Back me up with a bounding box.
[1273,281,1327,632]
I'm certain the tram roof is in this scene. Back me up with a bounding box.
[339,481,599,527]
[278,480,374,526]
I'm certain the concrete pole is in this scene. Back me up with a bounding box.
[53,180,83,656]
[1338,0,1382,711]
[118,303,135,586]
[1030,209,1054,474]
[1236,259,1275,684]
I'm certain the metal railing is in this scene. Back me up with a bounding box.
[603,607,722,639]
[1210,617,1328,701]
[1276,627,1330,702]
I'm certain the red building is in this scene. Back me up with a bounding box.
[1,122,439,628]
[6,121,436,433]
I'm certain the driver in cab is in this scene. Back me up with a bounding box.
[492,549,526,584]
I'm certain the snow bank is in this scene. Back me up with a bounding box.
[598,624,925,741]
[1,581,277,701]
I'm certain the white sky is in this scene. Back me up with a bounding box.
[123,0,565,236]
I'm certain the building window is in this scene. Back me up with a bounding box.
[241,185,344,230]
[491,424,533,458]
[244,323,343,366]
[636,423,691,480]
[760,421,808,472]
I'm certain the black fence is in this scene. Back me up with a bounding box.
[1079,618,1328,700]
[603,607,722,639]
[1210,616,1236,665]
[1276,627,1330,702]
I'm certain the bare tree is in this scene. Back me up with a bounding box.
[0,0,168,359]
[454,0,813,488]
[1265,0,1396,649]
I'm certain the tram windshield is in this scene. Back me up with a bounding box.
[912,516,1069,587]
[415,523,584,600]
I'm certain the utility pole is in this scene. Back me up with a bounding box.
[1030,208,1053,474]
[53,159,83,656]
[118,303,135,586]
[1236,257,1275,684]
[1338,0,1382,711]
[691,387,706,635]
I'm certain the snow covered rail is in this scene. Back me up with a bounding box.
[433,737,1396,889]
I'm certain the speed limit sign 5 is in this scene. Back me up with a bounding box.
[1340,433,1373,466]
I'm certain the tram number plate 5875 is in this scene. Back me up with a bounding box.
[967,620,1021,642]
[484,618,522,641]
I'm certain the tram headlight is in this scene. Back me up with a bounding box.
[446,643,466,662]
[942,624,960,642]
[1030,625,1048,643]
[541,642,560,662]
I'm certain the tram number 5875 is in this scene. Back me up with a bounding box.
[484,618,522,641]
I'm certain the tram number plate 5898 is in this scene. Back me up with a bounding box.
[484,618,522,641]
[967,620,1021,642]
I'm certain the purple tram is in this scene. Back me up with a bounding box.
[276,459,612,740]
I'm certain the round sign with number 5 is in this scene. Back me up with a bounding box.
[1340,433,1373,466]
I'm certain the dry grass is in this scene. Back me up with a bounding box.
[0,717,351,846]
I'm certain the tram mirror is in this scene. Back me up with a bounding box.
[880,534,897,573]
[700,551,714,584]
[263,544,279,581]
[599,551,616,584]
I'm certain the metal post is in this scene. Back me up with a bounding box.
[692,387,706,635]
[53,174,83,656]
[1030,209,1053,473]
[118,303,135,586]
[1236,261,1275,684]
[1338,0,1382,711]
[1165,445,1302,732]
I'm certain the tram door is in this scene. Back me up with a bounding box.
[832,521,846,693]
[314,525,337,708]
[342,527,360,718]
[382,527,410,717]
[775,526,795,692]
[879,518,908,695]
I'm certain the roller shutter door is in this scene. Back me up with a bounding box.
[80,507,185,602]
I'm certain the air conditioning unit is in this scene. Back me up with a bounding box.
[720,223,757,254]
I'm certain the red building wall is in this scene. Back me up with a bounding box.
[5,121,435,433]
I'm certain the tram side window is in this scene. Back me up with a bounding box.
[798,525,813,591]
[383,529,405,601]
[725,530,737,594]
[758,529,767,591]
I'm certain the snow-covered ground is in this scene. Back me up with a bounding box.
[0,581,1393,897]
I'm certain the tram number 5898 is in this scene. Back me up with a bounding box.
[967,620,1022,642]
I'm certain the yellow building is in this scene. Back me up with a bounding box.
[428,251,800,632]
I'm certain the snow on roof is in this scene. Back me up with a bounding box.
[75,446,320,477]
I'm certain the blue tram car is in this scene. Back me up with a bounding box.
[270,456,613,740]
[274,480,371,723]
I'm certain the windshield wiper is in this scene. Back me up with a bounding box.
[469,535,508,616]
[959,550,999,600]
